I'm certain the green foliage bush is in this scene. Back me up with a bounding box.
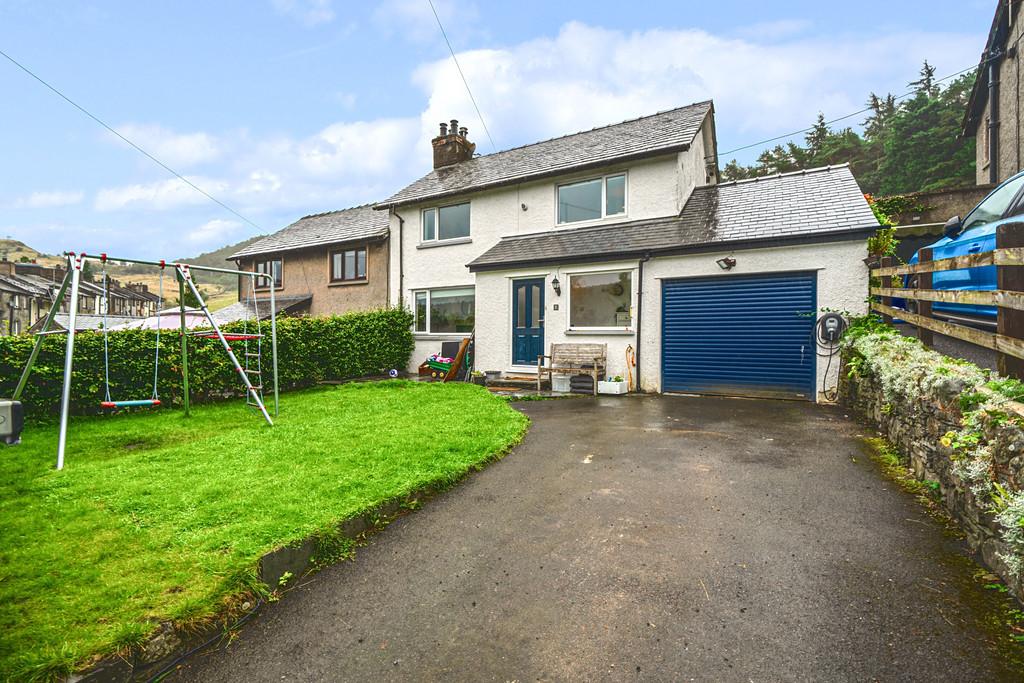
[0,308,414,418]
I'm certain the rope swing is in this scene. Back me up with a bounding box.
[100,255,164,409]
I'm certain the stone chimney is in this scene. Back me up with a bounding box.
[432,118,476,169]
[0,258,13,276]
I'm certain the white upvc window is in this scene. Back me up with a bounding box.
[557,172,627,224]
[413,287,475,334]
[421,202,471,242]
[567,270,633,330]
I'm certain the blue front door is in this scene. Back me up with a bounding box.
[512,278,545,365]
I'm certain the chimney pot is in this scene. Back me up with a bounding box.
[431,116,476,169]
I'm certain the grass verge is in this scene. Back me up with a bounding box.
[0,381,528,681]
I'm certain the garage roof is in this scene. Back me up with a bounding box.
[229,204,388,260]
[467,164,878,271]
[376,101,713,209]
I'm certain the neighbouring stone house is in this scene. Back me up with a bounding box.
[964,0,1024,185]
[228,205,389,317]
[375,103,879,401]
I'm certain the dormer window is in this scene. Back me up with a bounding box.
[422,202,471,242]
[557,173,626,224]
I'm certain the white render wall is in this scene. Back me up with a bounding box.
[474,259,642,382]
[473,239,867,401]
[387,129,714,369]
[641,239,868,400]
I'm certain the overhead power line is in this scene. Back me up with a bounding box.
[714,61,986,160]
[426,0,497,153]
[0,47,265,232]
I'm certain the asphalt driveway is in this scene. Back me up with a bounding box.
[175,395,1024,681]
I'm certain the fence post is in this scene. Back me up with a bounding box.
[879,255,895,324]
[917,247,934,347]
[997,224,1024,379]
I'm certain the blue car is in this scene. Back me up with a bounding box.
[905,170,1024,328]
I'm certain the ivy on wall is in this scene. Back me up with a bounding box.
[0,308,414,419]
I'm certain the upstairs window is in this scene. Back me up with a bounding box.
[331,247,367,282]
[255,258,283,289]
[422,202,471,242]
[557,173,626,224]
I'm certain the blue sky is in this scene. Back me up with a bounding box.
[0,0,996,259]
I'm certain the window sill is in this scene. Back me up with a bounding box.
[417,237,472,249]
[556,214,627,229]
[413,332,472,340]
[328,279,368,288]
[565,328,635,336]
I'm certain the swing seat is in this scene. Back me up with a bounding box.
[100,399,161,409]
[191,332,263,341]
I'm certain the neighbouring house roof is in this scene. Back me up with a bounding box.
[229,205,388,260]
[467,165,878,271]
[209,295,311,326]
[0,273,43,297]
[38,314,141,332]
[963,0,1020,136]
[376,101,714,209]
[107,295,310,329]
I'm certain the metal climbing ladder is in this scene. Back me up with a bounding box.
[177,264,273,425]
[243,280,265,410]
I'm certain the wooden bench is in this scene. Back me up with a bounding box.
[536,343,607,395]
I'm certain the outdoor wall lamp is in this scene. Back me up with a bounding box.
[551,276,561,296]
[716,256,737,270]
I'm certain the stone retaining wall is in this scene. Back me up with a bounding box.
[841,355,1024,603]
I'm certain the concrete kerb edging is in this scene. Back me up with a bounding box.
[65,479,473,683]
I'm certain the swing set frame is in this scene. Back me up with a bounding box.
[10,252,280,470]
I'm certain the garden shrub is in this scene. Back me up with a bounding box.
[0,307,414,418]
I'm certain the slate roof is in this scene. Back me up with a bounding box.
[467,165,878,271]
[377,101,714,208]
[230,205,388,260]
[209,295,311,325]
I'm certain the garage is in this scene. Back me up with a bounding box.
[661,272,818,400]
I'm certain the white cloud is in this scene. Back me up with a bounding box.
[271,0,334,27]
[78,19,983,258]
[187,219,243,246]
[13,190,85,208]
[112,124,221,166]
[94,177,228,211]
[411,21,981,155]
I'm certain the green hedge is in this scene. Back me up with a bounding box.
[0,308,414,418]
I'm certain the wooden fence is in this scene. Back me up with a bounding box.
[868,222,1024,378]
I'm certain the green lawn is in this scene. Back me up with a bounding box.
[0,381,528,681]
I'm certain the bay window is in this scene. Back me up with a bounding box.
[413,287,475,334]
[568,270,633,329]
[422,202,471,242]
[557,173,626,224]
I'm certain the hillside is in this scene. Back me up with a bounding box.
[0,235,266,312]
[110,234,266,311]
[0,238,63,266]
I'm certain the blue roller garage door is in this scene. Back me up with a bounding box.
[661,272,817,400]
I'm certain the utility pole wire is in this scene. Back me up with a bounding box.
[426,0,497,153]
[713,61,986,160]
[0,47,265,232]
